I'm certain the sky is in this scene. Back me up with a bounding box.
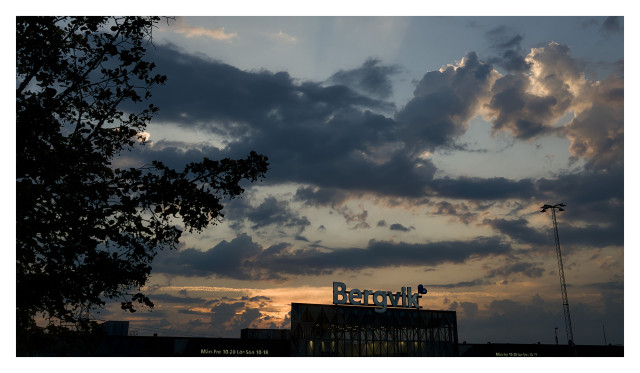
[6,3,634,363]
[77,13,626,347]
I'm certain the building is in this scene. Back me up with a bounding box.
[290,303,458,356]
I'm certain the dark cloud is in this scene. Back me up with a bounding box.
[208,301,263,337]
[327,58,401,100]
[451,293,623,344]
[463,295,560,343]
[396,52,494,152]
[556,221,623,249]
[114,140,227,171]
[220,196,311,236]
[430,201,478,224]
[335,204,370,229]
[240,295,272,303]
[600,16,622,35]
[483,204,622,251]
[120,43,623,212]
[246,197,310,231]
[536,166,623,207]
[460,301,479,318]
[428,176,536,200]
[178,308,206,315]
[136,45,440,199]
[487,261,545,279]
[487,73,564,140]
[535,167,623,249]
[295,186,351,207]
[153,234,262,279]
[426,279,492,289]
[485,25,512,44]
[566,68,624,172]
[485,27,530,73]
[389,223,413,232]
[258,237,512,276]
[494,49,531,73]
[153,234,512,279]
[583,280,624,291]
[149,293,208,305]
[482,218,548,246]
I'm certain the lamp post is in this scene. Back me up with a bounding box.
[540,203,575,349]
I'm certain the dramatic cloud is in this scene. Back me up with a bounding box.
[153,234,513,280]
[121,41,622,207]
[487,73,562,140]
[482,218,549,246]
[396,52,497,152]
[104,17,623,345]
[327,58,401,99]
[565,66,624,172]
[153,234,263,280]
[137,45,439,198]
[245,197,311,231]
[259,237,512,276]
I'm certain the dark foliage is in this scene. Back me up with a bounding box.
[16,16,268,336]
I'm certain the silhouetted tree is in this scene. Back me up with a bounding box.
[16,16,268,336]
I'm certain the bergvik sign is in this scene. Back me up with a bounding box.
[332,281,427,313]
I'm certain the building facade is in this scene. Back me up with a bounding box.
[290,303,458,357]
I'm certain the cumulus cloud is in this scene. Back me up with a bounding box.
[565,64,623,171]
[396,52,498,152]
[117,42,622,277]
[486,73,563,140]
[485,40,623,174]
[139,45,439,198]
[129,43,622,208]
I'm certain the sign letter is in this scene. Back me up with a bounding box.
[333,282,347,304]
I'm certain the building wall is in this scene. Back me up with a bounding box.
[290,303,458,357]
